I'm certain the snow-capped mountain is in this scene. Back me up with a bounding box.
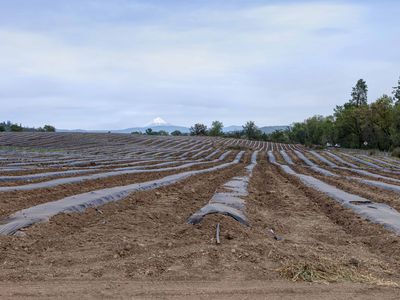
[111,118,189,134]
[146,117,170,127]
[58,117,288,134]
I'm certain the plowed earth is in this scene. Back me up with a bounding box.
[0,133,399,299]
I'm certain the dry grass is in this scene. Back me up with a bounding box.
[278,259,399,287]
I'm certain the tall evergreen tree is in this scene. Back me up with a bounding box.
[350,79,368,106]
[243,121,261,140]
[208,120,223,136]
[392,76,400,104]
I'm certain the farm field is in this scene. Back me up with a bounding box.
[1,132,400,298]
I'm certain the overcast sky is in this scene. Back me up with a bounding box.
[0,0,399,129]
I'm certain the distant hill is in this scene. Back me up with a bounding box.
[222,125,289,134]
[222,125,243,132]
[58,120,289,135]
[260,126,289,134]
[111,117,191,134]
[57,129,108,133]
[113,125,190,134]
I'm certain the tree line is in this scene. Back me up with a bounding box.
[142,76,400,155]
[0,121,55,132]
[284,77,400,151]
[137,120,275,141]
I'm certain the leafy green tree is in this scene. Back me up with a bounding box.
[334,104,365,148]
[0,124,5,132]
[271,78,400,151]
[190,123,207,136]
[224,130,242,139]
[288,122,307,144]
[242,121,261,140]
[171,130,182,136]
[333,80,369,148]
[350,79,368,107]
[391,104,400,148]
[268,130,289,143]
[369,95,393,149]
[287,116,335,146]
[308,116,325,145]
[10,124,23,132]
[208,120,223,136]
[145,128,153,135]
[43,125,56,132]
[393,76,400,104]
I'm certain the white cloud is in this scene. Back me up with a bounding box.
[0,1,398,128]
[0,2,364,82]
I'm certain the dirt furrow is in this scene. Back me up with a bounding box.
[0,152,241,218]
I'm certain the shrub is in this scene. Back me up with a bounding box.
[190,123,207,136]
[392,147,400,158]
[157,130,169,136]
[311,144,324,150]
[10,124,23,132]
[145,128,153,135]
[43,125,56,132]
[171,130,182,136]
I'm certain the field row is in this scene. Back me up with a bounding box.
[1,133,400,284]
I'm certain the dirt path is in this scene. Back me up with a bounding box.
[0,280,398,299]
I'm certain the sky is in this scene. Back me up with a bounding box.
[0,0,399,130]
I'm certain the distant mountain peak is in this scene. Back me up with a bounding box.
[146,117,169,126]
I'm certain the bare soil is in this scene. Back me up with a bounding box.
[0,155,399,298]
[1,134,400,298]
